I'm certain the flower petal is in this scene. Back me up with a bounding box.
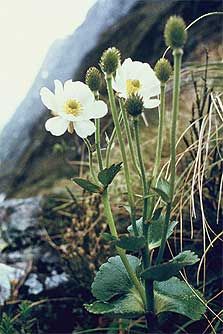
[64,80,94,105]
[40,87,56,111]
[113,68,127,97]
[144,98,160,109]
[148,83,161,96]
[45,116,69,136]
[84,100,108,119]
[73,120,96,138]
[121,58,134,77]
[54,80,63,96]
[113,58,160,99]
[53,80,65,115]
[139,65,160,97]
[122,59,148,80]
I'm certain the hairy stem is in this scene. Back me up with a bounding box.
[106,75,138,236]
[102,189,146,306]
[156,48,183,264]
[95,119,103,171]
[133,118,154,317]
[105,112,122,167]
[153,83,166,181]
[84,138,98,184]
[147,82,166,221]
[119,99,141,176]
[94,92,104,171]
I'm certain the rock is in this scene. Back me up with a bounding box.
[24,273,44,295]
[0,0,141,196]
[0,263,24,305]
[0,197,42,231]
[45,270,69,290]
[0,196,60,291]
[0,194,110,332]
[0,0,222,197]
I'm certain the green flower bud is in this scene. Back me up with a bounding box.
[100,47,121,75]
[154,58,172,83]
[125,94,144,117]
[85,67,101,92]
[164,16,187,49]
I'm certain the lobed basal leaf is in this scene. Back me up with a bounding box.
[85,288,144,318]
[91,255,140,302]
[87,257,206,321]
[154,277,206,321]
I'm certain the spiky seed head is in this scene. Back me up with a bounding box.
[100,47,121,75]
[85,67,102,92]
[125,94,144,117]
[155,58,172,83]
[164,16,187,49]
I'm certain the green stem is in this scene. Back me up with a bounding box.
[153,83,166,181]
[95,119,103,171]
[84,138,98,184]
[106,75,138,236]
[133,119,148,224]
[156,48,183,265]
[119,99,141,176]
[133,118,154,316]
[147,82,166,221]
[102,189,146,307]
[105,112,122,167]
[94,91,104,171]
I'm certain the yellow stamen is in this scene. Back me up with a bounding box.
[64,99,82,116]
[126,79,141,95]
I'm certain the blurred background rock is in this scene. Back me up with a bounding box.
[0,0,222,198]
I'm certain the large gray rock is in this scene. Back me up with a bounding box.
[0,196,72,296]
[0,194,111,332]
[0,0,222,197]
[0,0,140,194]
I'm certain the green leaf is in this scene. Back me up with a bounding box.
[114,235,146,251]
[148,217,177,250]
[72,177,101,193]
[151,207,163,221]
[87,276,206,321]
[87,258,206,321]
[87,255,144,318]
[98,162,122,187]
[128,216,177,250]
[101,233,117,242]
[153,178,171,203]
[127,218,143,236]
[141,251,199,281]
[154,277,206,320]
[85,288,144,318]
[91,255,140,302]
[101,234,145,251]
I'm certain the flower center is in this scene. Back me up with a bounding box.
[126,79,141,95]
[64,99,83,116]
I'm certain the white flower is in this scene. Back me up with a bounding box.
[40,80,108,138]
[112,58,160,108]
